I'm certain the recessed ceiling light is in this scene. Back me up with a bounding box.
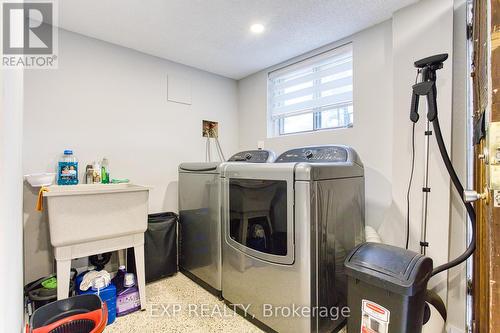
[250,23,265,34]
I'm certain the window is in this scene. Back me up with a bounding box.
[268,43,353,136]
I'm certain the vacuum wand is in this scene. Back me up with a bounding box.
[420,120,431,255]
[409,53,477,276]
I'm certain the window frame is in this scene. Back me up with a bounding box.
[267,43,354,137]
[277,102,353,136]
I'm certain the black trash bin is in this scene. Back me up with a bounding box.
[344,242,433,333]
[128,212,178,283]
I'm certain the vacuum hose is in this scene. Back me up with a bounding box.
[425,289,447,322]
[430,117,476,276]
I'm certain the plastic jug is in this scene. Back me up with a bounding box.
[111,265,126,292]
[80,277,117,325]
[116,273,141,317]
[57,150,78,185]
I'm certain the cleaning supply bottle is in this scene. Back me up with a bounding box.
[116,273,141,317]
[101,157,110,184]
[80,276,117,325]
[111,265,126,292]
[85,164,94,184]
[57,150,78,185]
[93,160,101,183]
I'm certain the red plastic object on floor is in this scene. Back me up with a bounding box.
[27,294,108,333]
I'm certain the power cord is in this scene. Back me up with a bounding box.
[405,122,416,249]
[406,70,420,250]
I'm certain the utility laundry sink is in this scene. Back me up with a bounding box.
[43,184,149,247]
[43,183,150,305]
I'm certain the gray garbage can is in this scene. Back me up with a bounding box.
[344,242,433,333]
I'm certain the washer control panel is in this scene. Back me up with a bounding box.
[275,146,348,163]
[228,150,275,163]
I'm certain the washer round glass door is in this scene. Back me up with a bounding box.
[222,165,295,265]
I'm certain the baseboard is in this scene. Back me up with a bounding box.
[446,324,465,333]
[179,268,222,299]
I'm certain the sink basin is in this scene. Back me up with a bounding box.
[43,184,149,247]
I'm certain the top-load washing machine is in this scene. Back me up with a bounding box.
[178,149,276,295]
[220,145,365,333]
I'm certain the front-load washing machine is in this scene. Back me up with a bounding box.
[220,145,365,333]
[178,150,276,296]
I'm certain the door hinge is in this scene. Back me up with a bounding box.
[467,320,476,333]
[467,23,473,40]
[467,278,473,295]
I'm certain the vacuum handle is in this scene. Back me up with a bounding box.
[410,91,420,123]
[410,81,437,123]
[426,84,438,121]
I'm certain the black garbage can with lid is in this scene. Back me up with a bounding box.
[344,242,433,333]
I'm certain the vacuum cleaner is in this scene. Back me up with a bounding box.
[345,54,476,333]
[26,294,108,333]
[24,269,77,314]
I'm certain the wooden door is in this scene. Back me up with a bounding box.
[472,0,500,332]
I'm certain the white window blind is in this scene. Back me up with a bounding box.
[268,43,353,135]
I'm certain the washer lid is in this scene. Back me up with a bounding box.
[228,149,276,163]
[180,150,276,173]
[276,145,364,181]
[178,162,220,173]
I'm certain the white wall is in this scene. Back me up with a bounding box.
[238,20,395,231]
[0,46,25,333]
[388,0,454,283]
[387,1,455,331]
[22,28,239,282]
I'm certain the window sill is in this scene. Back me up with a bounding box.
[268,124,353,139]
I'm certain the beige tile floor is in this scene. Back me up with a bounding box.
[105,273,264,333]
[105,273,348,333]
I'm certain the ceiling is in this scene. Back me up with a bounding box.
[59,0,418,80]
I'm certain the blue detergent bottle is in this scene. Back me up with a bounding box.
[80,276,117,325]
[57,150,79,185]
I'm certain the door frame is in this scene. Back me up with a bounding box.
[471,0,500,331]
